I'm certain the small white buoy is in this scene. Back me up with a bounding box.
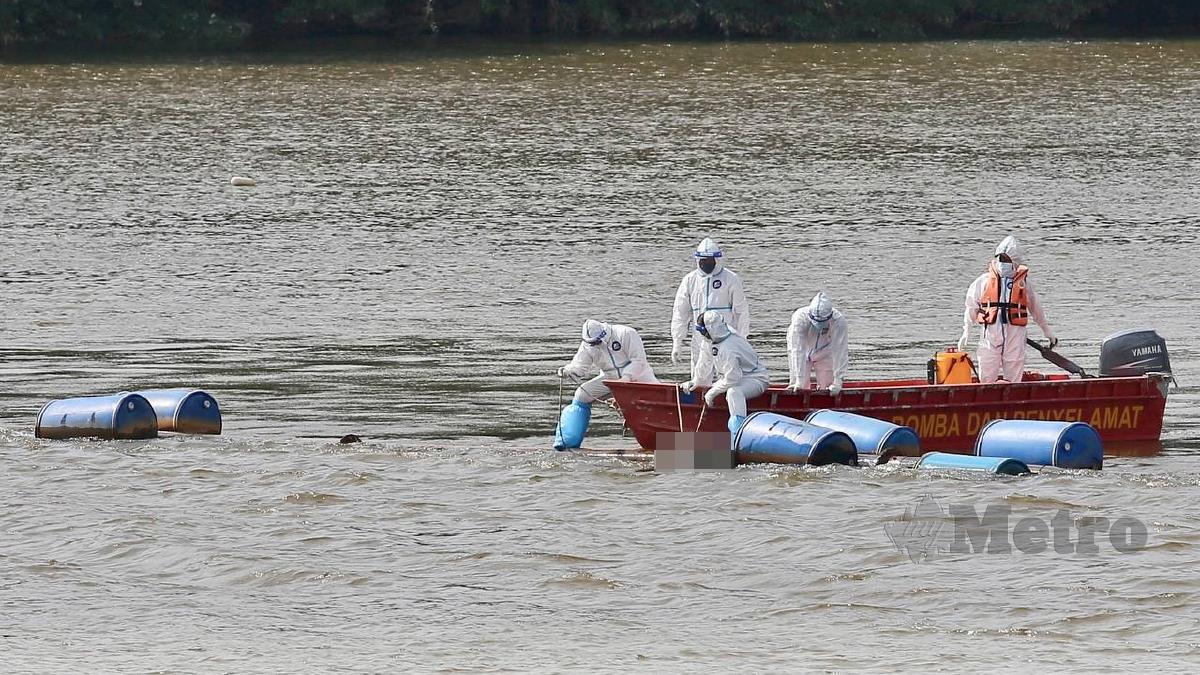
[230,176,256,187]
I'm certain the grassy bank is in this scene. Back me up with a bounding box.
[2,0,1199,51]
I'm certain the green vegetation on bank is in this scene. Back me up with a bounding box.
[2,0,1198,49]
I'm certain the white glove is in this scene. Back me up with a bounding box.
[671,342,683,364]
[786,382,803,393]
[556,366,567,378]
[829,381,842,396]
[956,330,969,352]
[680,380,697,394]
[704,388,720,407]
[1047,334,1059,350]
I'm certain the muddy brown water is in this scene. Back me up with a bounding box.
[1,39,1199,671]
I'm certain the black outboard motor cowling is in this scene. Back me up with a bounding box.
[1099,329,1171,377]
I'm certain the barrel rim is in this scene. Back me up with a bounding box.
[1055,421,1102,466]
[733,410,773,448]
[877,426,914,454]
[112,393,155,436]
[808,428,858,466]
[33,398,58,438]
[173,390,202,429]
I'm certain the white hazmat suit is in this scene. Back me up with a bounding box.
[958,236,1055,383]
[559,319,658,403]
[787,292,850,395]
[670,238,750,386]
[682,311,769,429]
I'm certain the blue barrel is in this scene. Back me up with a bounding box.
[553,401,592,450]
[135,389,222,434]
[35,393,158,440]
[732,412,858,466]
[805,409,921,459]
[975,420,1103,470]
[915,452,1030,476]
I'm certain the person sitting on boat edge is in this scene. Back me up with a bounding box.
[553,319,658,450]
[957,235,1056,383]
[670,237,749,386]
[680,310,769,434]
[786,291,849,396]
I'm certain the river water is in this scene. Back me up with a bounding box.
[1,39,1199,671]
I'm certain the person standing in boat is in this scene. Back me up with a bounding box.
[670,237,750,385]
[958,236,1057,383]
[681,310,769,434]
[786,291,850,396]
[553,319,658,450]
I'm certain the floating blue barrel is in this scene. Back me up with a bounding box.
[732,412,858,466]
[35,393,158,440]
[975,420,1103,470]
[134,389,222,434]
[805,409,921,459]
[915,452,1030,476]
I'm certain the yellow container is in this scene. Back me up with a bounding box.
[935,350,975,384]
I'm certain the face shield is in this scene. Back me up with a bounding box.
[695,315,711,341]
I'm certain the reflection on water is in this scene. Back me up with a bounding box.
[1,40,1199,670]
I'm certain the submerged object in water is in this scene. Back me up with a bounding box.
[975,419,1102,470]
[35,393,158,440]
[732,412,858,466]
[805,409,920,460]
[554,400,592,450]
[915,452,1030,475]
[134,389,222,434]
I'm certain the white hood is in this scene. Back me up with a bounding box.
[693,237,725,277]
[994,235,1025,265]
[808,291,834,325]
[581,319,610,346]
[699,310,731,342]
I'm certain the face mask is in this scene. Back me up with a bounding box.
[695,322,710,341]
[697,257,717,275]
[997,262,1015,278]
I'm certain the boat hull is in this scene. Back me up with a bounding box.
[607,375,1168,456]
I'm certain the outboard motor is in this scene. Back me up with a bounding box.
[1099,329,1171,378]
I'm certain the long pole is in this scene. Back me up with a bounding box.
[675,385,684,432]
[556,375,564,426]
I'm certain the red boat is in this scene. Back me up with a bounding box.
[608,372,1171,457]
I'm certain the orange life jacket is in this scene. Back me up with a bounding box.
[976,262,1030,326]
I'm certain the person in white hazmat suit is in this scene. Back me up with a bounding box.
[681,310,769,434]
[553,319,657,450]
[787,291,850,396]
[670,237,750,385]
[957,236,1056,383]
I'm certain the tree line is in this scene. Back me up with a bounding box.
[2,0,1198,49]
